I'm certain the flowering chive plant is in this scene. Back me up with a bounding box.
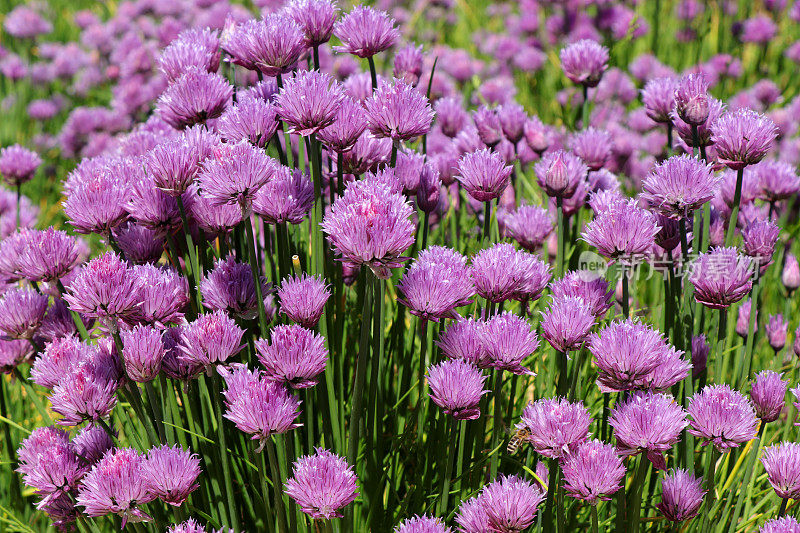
[1,1,800,532]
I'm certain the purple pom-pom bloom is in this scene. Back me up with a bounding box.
[275,70,344,136]
[397,246,474,322]
[321,179,415,279]
[158,27,221,83]
[641,155,719,219]
[278,274,331,328]
[568,128,612,171]
[687,384,759,451]
[711,108,778,170]
[504,204,553,252]
[783,254,800,292]
[766,314,789,352]
[64,252,143,324]
[197,141,278,212]
[157,68,233,130]
[582,198,660,259]
[609,391,687,470]
[0,144,41,185]
[200,255,265,321]
[72,425,114,465]
[179,311,245,373]
[455,495,491,533]
[50,358,119,426]
[658,469,705,522]
[288,0,339,47]
[762,442,800,500]
[471,243,550,304]
[217,94,279,149]
[562,439,625,504]
[540,296,595,353]
[284,448,359,519]
[518,397,592,459]
[674,73,710,126]
[364,79,434,141]
[750,370,787,422]
[253,166,315,225]
[317,97,368,153]
[456,149,512,202]
[736,299,757,338]
[641,77,678,123]
[222,14,306,77]
[333,6,399,58]
[393,44,424,87]
[550,271,614,317]
[480,474,546,531]
[535,150,587,199]
[141,445,201,506]
[689,247,754,309]
[219,364,302,448]
[559,39,609,87]
[16,426,85,506]
[427,358,489,420]
[760,517,800,533]
[255,324,328,388]
[437,318,488,367]
[0,287,48,340]
[76,448,155,527]
[131,264,190,327]
[394,515,452,533]
[121,325,164,383]
[482,312,538,375]
[742,220,780,275]
[17,228,81,283]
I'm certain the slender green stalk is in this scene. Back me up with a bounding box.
[420,211,430,251]
[266,439,289,533]
[390,140,398,168]
[738,281,760,386]
[542,459,559,531]
[489,370,503,477]
[725,168,744,247]
[714,308,728,382]
[144,380,166,444]
[346,277,374,468]
[483,200,492,242]
[243,217,269,336]
[666,123,673,157]
[701,447,722,533]
[211,376,240,531]
[581,85,589,130]
[177,195,203,310]
[57,279,90,340]
[591,505,599,533]
[0,377,22,508]
[778,497,788,518]
[556,350,569,397]
[367,56,378,92]
[621,270,630,319]
[627,455,650,533]
[15,183,20,229]
[556,197,565,277]
[437,417,457,515]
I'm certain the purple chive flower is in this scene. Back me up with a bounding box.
[0,338,32,373]
[278,274,331,328]
[157,68,233,130]
[16,426,85,502]
[455,496,491,533]
[455,148,512,202]
[711,108,778,170]
[333,6,399,58]
[427,358,489,420]
[472,107,503,148]
[62,162,130,235]
[219,364,302,448]
[471,243,545,304]
[540,296,595,353]
[641,155,719,219]
[783,253,800,292]
[674,97,726,149]
[687,384,759,451]
[689,247,754,310]
[535,150,587,199]
[568,128,612,171]
[167,519,208,533]
[609,391,688,469]
[523,115,552,154]
[641,77,678,123]
[179,311,245,373]
[658,469,706,522]
[394,515,452,533]
[742,220,780,275]
[480,475,546,532]
[740,14,778,44]
[504,204,553,252]
[766,314,789,352]
[437,318,489,367]
[0,144,41,185]
[0,287,48,340]
[317,97,368,153]
[288,0,339,47]
[131,264,189,327]
[159,27,221,82]
[756,161,800,203]
[762,442,800,500]
[72,425,114,465]
[50,359,119,426]
[3,6,52,38]
[161,327,203,383]
[393,44,424,86]
[691,335,710,378]
[217,94,279,148]
[750,370,787,422]
[559,39,609,87]
[275,70,344,136]
[146,137,217,198]
[31,336,86,389]
[518,397,592,459]
[63,252,143,324]
[589,320,671,393]
[674,73,710,126]
[481,312,538,375]
[255,325,328,388]
[397,246,474,322]
[416,163,441,213]
[197,141,278,211]
[736,298,757,337]
[364,79,434,141]
[253,166,314,225]
[562,440,625,504]
[550,271,614,318]
[76,448,155,527]
[285,450,359,522]
[224,14,306,77]
[200,255,264,320]
[435,97,469,138]
[120,325,164,383]
[16,228,81,283]
[760,517,800,533]
[497,102,527,144]
[582,198,660,259]
[321,179,415,279]
[141,445,201,506]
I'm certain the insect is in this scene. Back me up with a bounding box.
[507,425,531,455]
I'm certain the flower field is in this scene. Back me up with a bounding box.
[1,0,800,532]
